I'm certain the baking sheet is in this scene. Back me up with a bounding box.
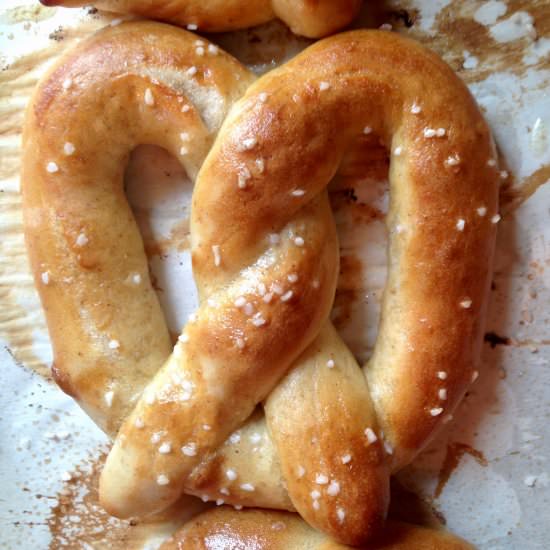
[1,1,549,548]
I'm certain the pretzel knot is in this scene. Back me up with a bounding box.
[23,23,499,547]
[41,0,363,38]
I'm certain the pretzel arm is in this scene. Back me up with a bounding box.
[265,322,390,545]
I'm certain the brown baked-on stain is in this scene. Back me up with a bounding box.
[47,449,205,549]
[332,254,364,331]
[434,443,488,499]
[373,0,550,83]
[484,331,512,348]
[389,479,445,528]
[500,164,550,214]
[142,217,191,260]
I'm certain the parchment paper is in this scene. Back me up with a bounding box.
[1,1,549,548]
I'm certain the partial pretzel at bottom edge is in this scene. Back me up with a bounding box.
[159,507,474,550]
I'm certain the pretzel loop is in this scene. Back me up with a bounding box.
[21,21,255,437]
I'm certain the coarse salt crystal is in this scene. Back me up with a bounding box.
[327,480,340,496]
[226,469,237,481]
[365,427,377,444]
[181,442,197,456]
[158,442,171,454]
[156,474,169,485]
[104,391,114,407]
[144,88,154,106]
[135,417,144,429]
[337,508,346,523]
[315,474,329,485]
[212,244,221,267]
[75,233,88,247]
[281,290,293,302]
[63,142,75,156]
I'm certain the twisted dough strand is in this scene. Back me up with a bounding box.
[40,0,363,38]
[100,30,498,544]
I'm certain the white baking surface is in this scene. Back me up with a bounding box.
[0,1,549,548]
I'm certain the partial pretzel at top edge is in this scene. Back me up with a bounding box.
[98,30,499,544]
[40,0,364,38]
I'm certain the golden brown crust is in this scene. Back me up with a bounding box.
[159,508,475,550]
[40,0,362,38]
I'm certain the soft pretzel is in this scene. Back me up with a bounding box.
[97,30,498,544]
[22,24,499,547]
[159,507,475,550]
[40,0,363,38]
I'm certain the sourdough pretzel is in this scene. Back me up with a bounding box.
[160,507,474,550]
[40,0,363,38]
[98,30,498,544]
[22,25,499,546]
